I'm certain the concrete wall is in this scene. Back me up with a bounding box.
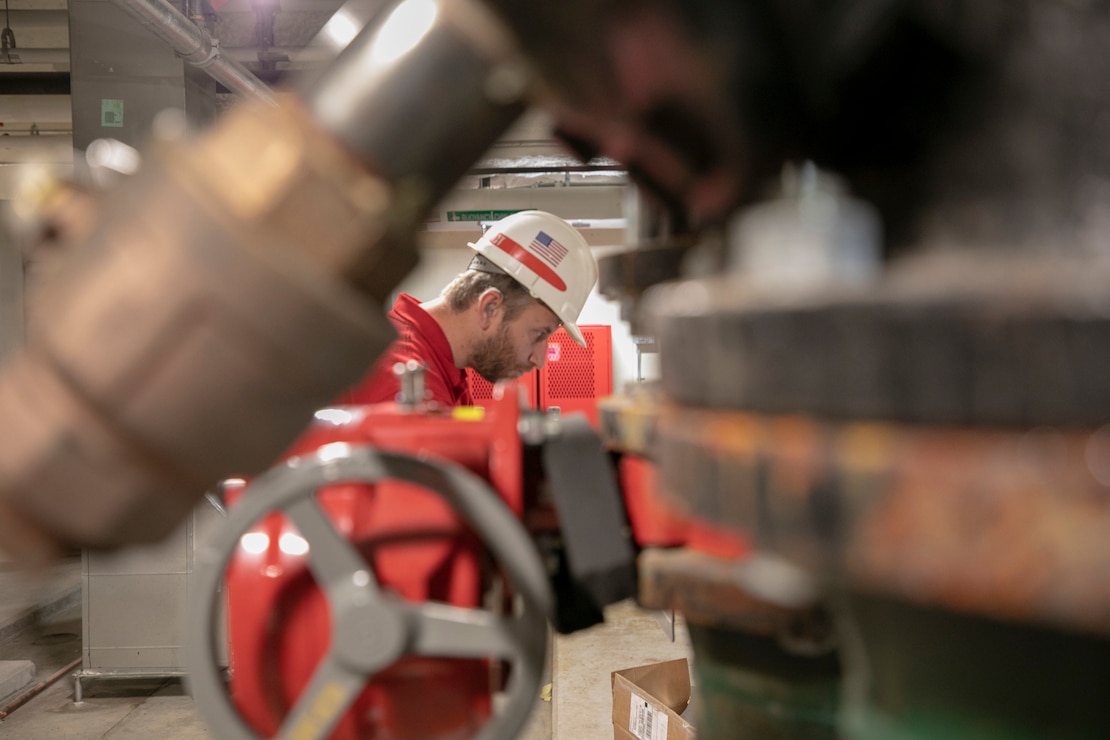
[0,215,24,362]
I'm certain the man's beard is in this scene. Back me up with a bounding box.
[471,320,529,383]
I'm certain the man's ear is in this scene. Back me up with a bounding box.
[476,288,503,330]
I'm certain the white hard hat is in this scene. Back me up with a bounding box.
[468,210,598,347]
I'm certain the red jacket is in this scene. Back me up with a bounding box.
[340,293,473,407]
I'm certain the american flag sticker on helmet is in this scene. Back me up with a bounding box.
[490,232,568,291]
[530,230,568,267]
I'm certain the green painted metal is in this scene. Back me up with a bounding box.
[844,705,1046,740]
[445,209,522,222]
[841,593,1110,740]
[688,624,840,739]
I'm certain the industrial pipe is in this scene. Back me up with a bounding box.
[0,656,83,719]
[0,0,531,562]
[301,0,529,204]
[108,0,274,103]
[0,45,333,68]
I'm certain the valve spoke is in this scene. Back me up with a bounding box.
[287,496,379,594]
[276,653,366,740]
[408,601,521,660]
[188,446,551,740]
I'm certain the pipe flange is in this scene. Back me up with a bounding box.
[655,402,1110,637]
[647,254,1110,426]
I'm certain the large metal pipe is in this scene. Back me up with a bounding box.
[0,0,532,562]
[302,0,529,204]
[0,44,347,69]
[108,0,274,103]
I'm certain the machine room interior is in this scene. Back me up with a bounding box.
[2,1,1110,739]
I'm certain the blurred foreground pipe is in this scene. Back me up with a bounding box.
[0,0,529,562]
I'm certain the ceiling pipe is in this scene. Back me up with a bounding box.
[108,0,275,103]
[0,46,337,69]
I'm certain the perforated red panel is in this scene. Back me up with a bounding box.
[539,325,612,427]
[466,368,538,409]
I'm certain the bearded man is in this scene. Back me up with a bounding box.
[342,210,598,407]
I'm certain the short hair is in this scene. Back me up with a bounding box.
[441,269,537,321]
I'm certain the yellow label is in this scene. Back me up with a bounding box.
[288,682,349,740]
[452,406,485,421]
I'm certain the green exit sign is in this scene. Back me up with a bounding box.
[446,209,522,223]
[101,99,124,128]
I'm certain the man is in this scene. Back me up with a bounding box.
[342,210,598,407]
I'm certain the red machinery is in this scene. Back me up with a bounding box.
[466,368,538,411]
[467,325,613,428]
[183,367,771,740]
[187,388,556,740]
[539,325,612,429]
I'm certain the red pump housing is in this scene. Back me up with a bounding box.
[223,390,525,739]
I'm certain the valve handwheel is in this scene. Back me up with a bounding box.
[186,444,553,740]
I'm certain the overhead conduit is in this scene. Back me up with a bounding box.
[1,1,273,191]
[108,0,274,103]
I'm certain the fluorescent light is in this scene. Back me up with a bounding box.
[321,9,360,49]
[239,532,269,555]
[370,0,438,66]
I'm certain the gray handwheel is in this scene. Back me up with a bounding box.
[186,445,553,740]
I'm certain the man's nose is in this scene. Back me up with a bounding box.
[530,345,547,370]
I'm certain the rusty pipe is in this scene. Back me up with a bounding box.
[0,657,83,720]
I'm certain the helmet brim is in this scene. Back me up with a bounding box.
[562,322,586,347]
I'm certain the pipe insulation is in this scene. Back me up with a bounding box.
[0,45,341,68]
[108,0,274,103]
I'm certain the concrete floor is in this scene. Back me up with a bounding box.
[0,556,693,739]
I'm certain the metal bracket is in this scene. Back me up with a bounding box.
[542,414,638,625]
[187,37,222,69]
[1,27,16,64]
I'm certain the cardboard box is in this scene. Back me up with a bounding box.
[612,658,696,740]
